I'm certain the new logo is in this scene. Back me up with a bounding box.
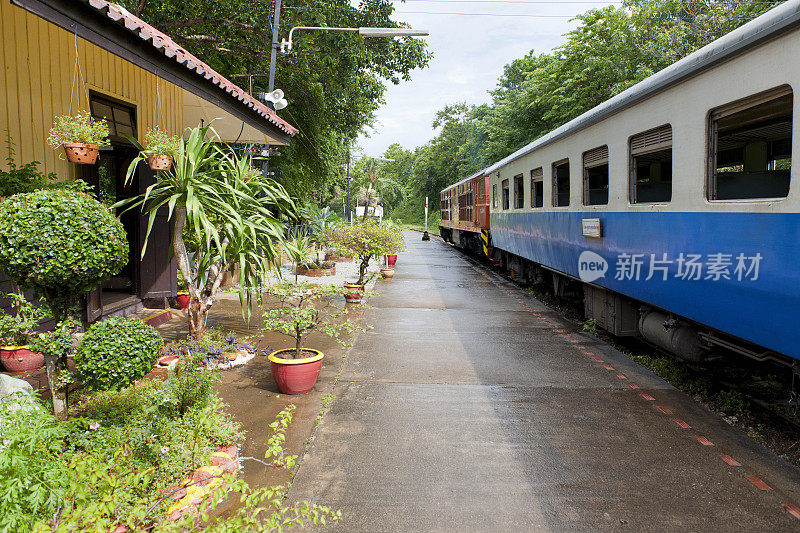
[578,251,608,282]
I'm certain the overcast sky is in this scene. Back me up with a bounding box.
[355,0,619,157]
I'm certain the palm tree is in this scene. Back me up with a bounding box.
[122,124,295,339]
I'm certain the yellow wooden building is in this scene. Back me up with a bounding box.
[1,0,297,320]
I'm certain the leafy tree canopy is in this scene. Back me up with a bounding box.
[122,0,431,200]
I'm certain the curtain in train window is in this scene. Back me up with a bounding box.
[583,146,609,205]
[501,179,510,210]
[513,174,524,209]
[709,87,792,200]
[552,160,570,207]
[630,125,672,204]
[530,167,543,208]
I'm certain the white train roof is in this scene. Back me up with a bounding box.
[483,0,800,175]
[441,169,487,193]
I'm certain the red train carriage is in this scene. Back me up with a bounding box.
[439,171,491,256]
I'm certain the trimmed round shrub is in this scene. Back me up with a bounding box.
[0,189,127,317]
[75,317,163,391]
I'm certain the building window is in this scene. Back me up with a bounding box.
[552,160,570,207]
[501,179,510,210]
[513,174,524,209]
[583,145,609,206]
[709,87,792,201]
[530,167,543,208]
[492,183,498,209]
[90,93,136,141]
[630,125,672,203]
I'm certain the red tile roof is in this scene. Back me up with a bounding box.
[85,0,298,136]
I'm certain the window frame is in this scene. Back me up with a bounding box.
[530,167,543,208]
[582,145,609,206]
[513,174,524,209]
[629,124,673,205]
[501,178,510,210]
[552,159,570,207]
[706,85,793,202]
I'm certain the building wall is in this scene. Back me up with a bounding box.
[0,1,183,179]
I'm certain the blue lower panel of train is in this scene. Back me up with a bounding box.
[490,211,800,360]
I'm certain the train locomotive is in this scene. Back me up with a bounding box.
[440,1,800,368]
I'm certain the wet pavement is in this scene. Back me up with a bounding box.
[287,232,800,531]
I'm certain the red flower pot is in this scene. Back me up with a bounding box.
[268,349,324,395]
[176,293,191,310]
[0,346,45,373]
[343,283,364,304]
[385,254,397,266]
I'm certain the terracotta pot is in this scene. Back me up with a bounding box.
[147,153,173,171]
[296,264,336,277]
[63,143,99,164]
[325,253,353,263]
[268,348,324,395]
[0,345,45,373]
[343,283,365,304]
[176,292,191,310]
[385,254,398,267]
[380,267,395,279]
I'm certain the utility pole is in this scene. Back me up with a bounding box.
[345,153,351,224]
[268,0,282,94]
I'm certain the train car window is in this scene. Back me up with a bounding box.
[552,160,570,207]
[630,125,672,203]
[513,174,524,209]
[583,146,609,205]
[502,179,510,210]
[530,167,543,208]
[492,183,498,209]
[709,87,792,201]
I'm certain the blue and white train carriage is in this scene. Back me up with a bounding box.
[482,1,800,365]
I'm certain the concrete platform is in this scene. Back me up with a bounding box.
[288,233,800,532]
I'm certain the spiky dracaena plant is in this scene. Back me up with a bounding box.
[121,124,296,339]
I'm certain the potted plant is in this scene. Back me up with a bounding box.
[46,113,109,164]
[261,282,361,394]
[283,235,315,282]
[0,291,50,372]
[176,270,190,310]
[325,220,404,303]
[142,126,182,171]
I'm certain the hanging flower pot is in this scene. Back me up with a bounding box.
[268,348,324,395]
[62,143,100,165]
[147,153,173,171]
[47,114,109,165]
[0,345,45,373]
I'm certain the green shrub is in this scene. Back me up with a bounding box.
[75,317,163,391]
[325,220,405,284]
[0,189,127,319]
[716,389,750,416]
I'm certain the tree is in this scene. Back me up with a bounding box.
[123,124,295,340]
[0,188,128,419]
[120,0,431,199]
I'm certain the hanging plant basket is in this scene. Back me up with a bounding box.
[62,143,99,165]
[147,153,173,171]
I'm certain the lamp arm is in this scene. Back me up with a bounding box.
[281,26,359,53]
